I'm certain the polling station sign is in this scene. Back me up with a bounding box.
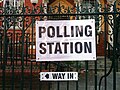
[36,19,96,61]
[40,72,78,81]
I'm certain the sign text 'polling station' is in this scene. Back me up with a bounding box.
[36,19,96,61]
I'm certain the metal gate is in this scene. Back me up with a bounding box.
[0,1,120,90]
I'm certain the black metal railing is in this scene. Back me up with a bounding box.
[0,1,120,90]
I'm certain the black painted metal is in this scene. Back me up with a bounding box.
[0,1,120,90]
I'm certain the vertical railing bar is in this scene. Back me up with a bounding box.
[39,62,42,90]
[21,4,25,90]
[10,34,13,65]
[113,2,117,90]
[85,61,88,90]
[94,60,97,90]
[67,63,69,90]
[28,33,30,59]
[57,81,60,90]
[30,60,33,90]
[94,24,97,90]
[15,33,18,65]
[57,62,60,90]
[25,34,28,65]
[67,81,69,90]
[104,4,108,90]
[48,61,51,90]
[18,34,21,65]
[39,61,43,90]
[76,61,78,90]
[0,33,2,65]
[11,7,17,89]
[31,6,35,59]
[66,13,71,90]
[11,33,14,89]
[2,4,7,90]
[75,2,79,90]
[95,1,98,89]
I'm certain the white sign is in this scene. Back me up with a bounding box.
[40,72,78,81]
[36,19,96,61]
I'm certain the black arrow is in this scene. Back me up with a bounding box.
[45,73,49,79]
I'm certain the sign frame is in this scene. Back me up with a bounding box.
[40,72,78,81]
[36,19,96,61]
